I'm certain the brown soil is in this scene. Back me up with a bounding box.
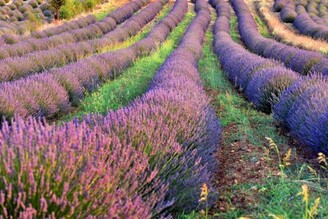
[213,124,280,216]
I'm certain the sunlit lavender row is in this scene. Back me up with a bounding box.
[0,0,222,217]
[30,15,97,39]
[0,14,97,44]
[0,0,166,83]
[0,0,150,60]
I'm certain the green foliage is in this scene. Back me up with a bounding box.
[254,15,270,38]
[230,16,240,42]
[59,0,100,19]
[49,0,66,19]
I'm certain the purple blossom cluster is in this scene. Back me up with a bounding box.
[0,0,150,60]
[0,0,221,216]
[280,1,297,22]
[293,4,328,41]
[0,0,188,119]
[211,0,300,113]
[273,0,288,12]
[0,0,166,83]
[0,117,162,218]
[273,74,328,154]
[231,0,328,76]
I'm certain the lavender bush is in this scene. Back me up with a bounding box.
[280,1,297,22]
[274,0,288,12]
[286,84,328,150]
[245,67,299,113]
[273,74,327,127]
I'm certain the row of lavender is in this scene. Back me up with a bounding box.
[231,0,328,76]
[0,14,97,45]
[274,0,328,24]
[0,0,150,60]
[274,0,328,41]
[212,0,299,113]
[300,0,328,24]
[30,15,97,39]
[0,0,221,217]
[0,0,166,83]
[213,0,328,154]
[0,0,186,119]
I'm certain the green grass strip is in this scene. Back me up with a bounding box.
[230,16,240,42]
[62,10,195,121]
[254,15,270,38]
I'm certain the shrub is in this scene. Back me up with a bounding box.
[280,6,297,22]
[43,9,52,17]
[273,0,288,12]
[59,4,74,19]
[39,2,50,11]
[14,10,24,20]
[8,3,17,10]
[9,16,18,22]
[18,5,29,13]
[0,0,6,6]
[286,84,328,152]
[246,67,299,113]
[2,33,20,44]
[28,0,39,8]
[273,74,327,127]
[13,0,23,7]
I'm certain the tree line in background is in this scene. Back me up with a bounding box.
[50,0,104,20]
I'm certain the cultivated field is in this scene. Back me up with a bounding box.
[0,0,328,218]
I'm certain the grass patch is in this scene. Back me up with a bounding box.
[230,16,240,43]
[61,10,195,120]
[254,15,270,38]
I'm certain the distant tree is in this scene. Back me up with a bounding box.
[49,0,66,19]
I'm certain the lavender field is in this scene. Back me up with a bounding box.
[0,0,328,217]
